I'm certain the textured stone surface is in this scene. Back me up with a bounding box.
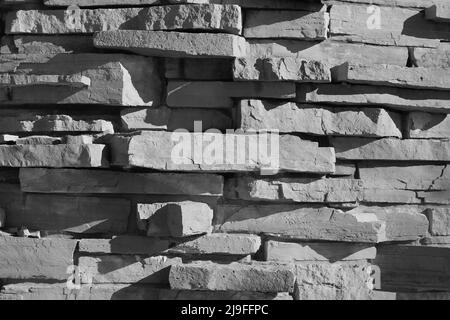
[169,262,295,292]
[94,31,247,58]
[224,176,363,203]
[79,236,170,255]
[244,10,328,39]
[238,100,402,138]
[79,255,181,284]
[265,241,376,262]
[331,137,450,161]
[167,81,295,108]
[0,144,107,167]
[426,3,450,22]
[297,84,450,113]
[0,208,5,228]
[424,207,450,236]
[407,112,450,138]
[0,235,77,281]
[413,43,450,67]
[15,135,62,145]
[234,57,331,82]
[159,289,292,300]
[108,131,335,174]
[19,168,224,196]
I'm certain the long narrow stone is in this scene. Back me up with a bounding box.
[0,235,77,281]
[0,144,107,167]
[407,112,450,139]
[334,63,450,90]
[169,262,295,292]
[165,58,233,80]
[244,10,328,39]
[297,84,450,113]
[224,176,363,203]
[94,31,247,58]
[19,168,224,196]
[238,100,402,138]
[331,137,450,161]
[167,81,295,108]
[78,236,170,255]
[426,3,450,22]
[108,131,336,174]
[0,74,91,88]
[412,42,450,67]
[330,4,445,47]
[6,5,242,35]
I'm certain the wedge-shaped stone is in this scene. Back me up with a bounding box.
[294,261,374,300]
[94,31,247,58]
[0,235,77,281]
[244,10,328,39]
[3,194,130,234]
[19,168,223,196]
[169,261,295,292]
[331,137,450,161]
[121,107,232,132]
[0,113,113,134]
[165,58,233,80]
[233,57,331,82]
[424,206,450,236]
[0,73,91,88]
[412,42,450,68]
[79,236,170,255]
[108,131,336,174]
[215,205,387,243]
[6,5,242,35]
[224,176,363,203]
[297,84,450,113]
[248,39,408,67]
[0,144,107,167]
[2,54,162,106]
[330,4,445,47]
[334,63,450,90]
[167,81,295,108]
[426,3,450,22]
[79,255,181,284]
[407,112,450,138]
[169,233,261,256]
[265,241,376,262]
[238,100,402,138]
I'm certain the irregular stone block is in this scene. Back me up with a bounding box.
[297,84,450,113]
[330,4,445,47]
[15,135,62,145]
[169,0,325,10]
[0,235,77,281]
[413,42,450,67]
[44,0,160,6]
[3,194,130,234]
[244,10,328,39]
[79,255,181,284]
[331,137,450,161]
[168,233,261,256]
[167,81,295,108]
[159,289,292,300]
[422,236,450,246]
[121,107,232,132]
[334,63,450,90]
[0,144,107,167]
[94,31,247,58]
[20,168,223,196]
[426,3,450,22]
[108,131,336,174]
[238,100,402,138]
[407,112,450,138]
[265,241,376,262]
[424,207,450,236]
[234,57,331,82]
[6,5,242,35]
[248,39,408,68]
[169,261,295,292]
[165,58,233,80]
[224,176,363,203]
[79,236,170,255]
[0,208,5,228]
[362,189,420,204]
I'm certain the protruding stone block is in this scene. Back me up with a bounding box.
[412,42,450,67]
[407,112,450,138]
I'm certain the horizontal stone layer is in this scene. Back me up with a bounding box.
[412,43,450,67]
[323,0,442,9]
[424,206,450,236]
[407,112,450,139]
[19,168,224,196]
[425,3,450,22]
[238,100,402,138]
[79,236,170,255]
[94,31,247,58]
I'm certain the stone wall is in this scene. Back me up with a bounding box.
[0,0,449,300]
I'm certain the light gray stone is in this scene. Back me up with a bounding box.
[424,206,450,236]
[0,134,19,144]
[418,191,450,205]
[165,58,232,80]
[159,289,292,300]
[65,135,93,144]
[412,42,450,67]
[407,112,450,138]
[323,0,443,9]
[78,236,170,255]
[15,135,62,145]
[44,0,160,6]
[0,73,90,88]
[426,3,450,22]
[361,189,420,204]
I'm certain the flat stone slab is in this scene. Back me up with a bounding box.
[331,137,450,161]
[0,144,107,167]
[297,84,450,113]
[0,235,77,281]
[224,176,363,203]
[0,73,90,87]
[412,42,450,68]
[244,10,328,39]
[78,236,170,255]
[169,261,295,292]
[94,31,247,58]
[108,131,336,174]
[19,168,224,196]
[426,3,450,22]
[238,100,402,138]
[407,112,450,139]
[6,5,242,35]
